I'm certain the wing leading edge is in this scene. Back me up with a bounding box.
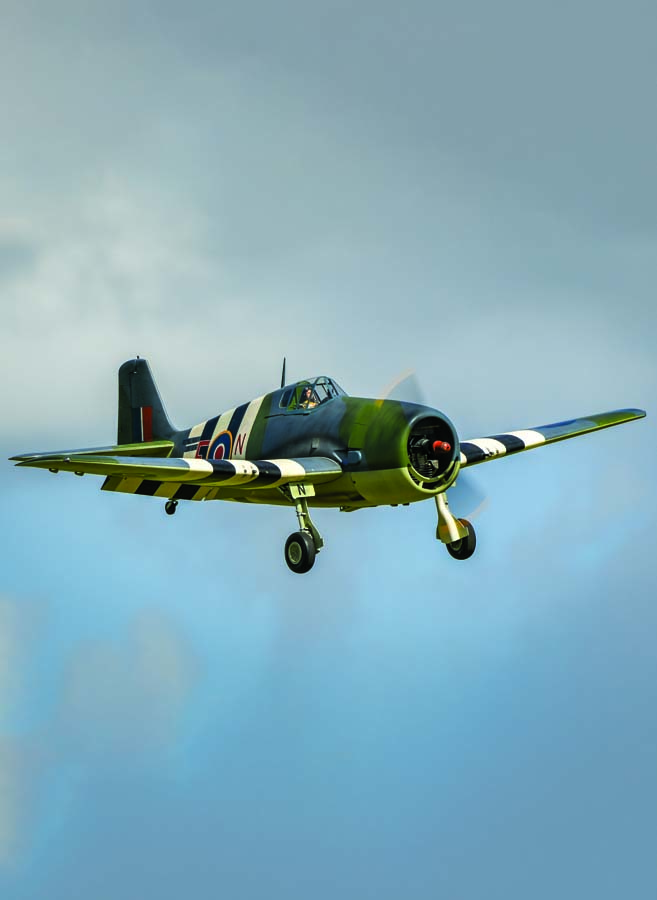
[459,408,646,468]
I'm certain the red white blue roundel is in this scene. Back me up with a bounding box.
[210,430,233,460]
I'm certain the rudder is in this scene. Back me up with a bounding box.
[117,358,177,444]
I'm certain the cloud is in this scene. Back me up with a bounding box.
[0,597,200,867]
[0,596,47,723]
[55,607,200,756]
[0,594,48,867]
[2,1,656,444]
[0,740,31,867]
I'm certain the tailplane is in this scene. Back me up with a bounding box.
[117,358,177,444]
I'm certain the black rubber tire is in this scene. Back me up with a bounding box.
[165,500,178,516]
[446,518,476,560]
[284,531,316,574]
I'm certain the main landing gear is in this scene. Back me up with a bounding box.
[282,485,324,574]
[435,492,476,560]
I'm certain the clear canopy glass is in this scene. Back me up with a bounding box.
[279,377,346,411]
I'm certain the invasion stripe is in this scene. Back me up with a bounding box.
[184,459,215,476]
[200,415,219,444]
[263,459,307,480]
[183,419,208,458]
[225,403,250,454]
[489,433,526,454]
[208,459,260,485]
[187,419,207,441]
[209,408,235,446]
[506,429,546,448]
[135,479,161,496]
[244,460,282,485]
[190,485,214,501]
[173,484,201,501]
[101,475,144,493]
[101,458,342,496]
[460,429,548,466]
[460,443,484,465]
[233,396,266,459]
[460,437,508,465]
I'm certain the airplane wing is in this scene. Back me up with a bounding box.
[10,440,175,461]
[459,408,646,468]
[13,452,343,497]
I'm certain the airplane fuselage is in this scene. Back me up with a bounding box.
[173,386,461,509]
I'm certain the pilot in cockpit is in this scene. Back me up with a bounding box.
[300,386,318,409]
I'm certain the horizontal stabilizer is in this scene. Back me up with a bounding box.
[460,408,646,468]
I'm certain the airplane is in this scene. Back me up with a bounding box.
[10,358,646,574]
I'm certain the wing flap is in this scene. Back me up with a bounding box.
[459,408,646,468]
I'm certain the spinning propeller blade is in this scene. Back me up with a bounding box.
[381,368,426,405]
[382,368,490,520]
[448,474,489,520]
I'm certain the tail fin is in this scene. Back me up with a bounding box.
[117,358,177,444]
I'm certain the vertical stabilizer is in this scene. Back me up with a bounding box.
[117,358,176,444]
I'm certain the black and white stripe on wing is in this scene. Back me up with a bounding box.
[101,457,343,498]
[459,431,539,466]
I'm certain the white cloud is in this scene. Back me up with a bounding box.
[55,608,200,755]
[0,740,28,867]
[0,597,200,866]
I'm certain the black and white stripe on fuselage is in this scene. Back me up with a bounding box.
[182,396,266,461]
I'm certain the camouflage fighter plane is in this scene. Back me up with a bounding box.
[11,358,646,573]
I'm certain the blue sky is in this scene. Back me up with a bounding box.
[1,2,656,898]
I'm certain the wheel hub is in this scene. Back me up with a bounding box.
[287,541,303,565]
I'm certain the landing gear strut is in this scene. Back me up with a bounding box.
[282,484,324,574]
[165,499,178,516]
[435,492,476,560]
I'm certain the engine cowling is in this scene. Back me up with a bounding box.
[346,403,460,506]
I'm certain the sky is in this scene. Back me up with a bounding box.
[1,2,656,897]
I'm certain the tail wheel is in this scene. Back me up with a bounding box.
[446,518,476,560]
[285,531,316,574]
[165,500,178,516]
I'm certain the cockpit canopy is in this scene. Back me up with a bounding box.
[279,376,346,412]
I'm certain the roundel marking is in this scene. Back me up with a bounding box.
[210,430,233,460]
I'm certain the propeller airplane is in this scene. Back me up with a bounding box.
[10,358,646,573]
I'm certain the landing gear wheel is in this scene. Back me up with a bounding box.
[446,518,476,560]
[165,500,178,516]
[284,531,316,574]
